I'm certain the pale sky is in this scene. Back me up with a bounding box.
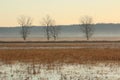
[0,0,120,27]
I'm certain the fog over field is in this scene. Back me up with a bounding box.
[0,24,120,40]
[0,24,120,41]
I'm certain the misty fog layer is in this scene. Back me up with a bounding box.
[0,24,120,40]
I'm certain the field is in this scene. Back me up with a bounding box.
[0,42,120,80]
[1,48,120,64]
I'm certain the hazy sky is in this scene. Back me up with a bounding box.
[0,0,120,27]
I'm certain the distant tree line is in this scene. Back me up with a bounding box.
[17,15,94,41]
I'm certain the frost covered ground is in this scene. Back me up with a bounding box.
[0,62,120,80]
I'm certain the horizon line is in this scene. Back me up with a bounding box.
[1,22,120,27]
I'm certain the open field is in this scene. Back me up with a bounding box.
[0,41,120,47]
[0,42,120,80]
[0,62,120,80]
[0,48,120,64]
[0,42,120,63]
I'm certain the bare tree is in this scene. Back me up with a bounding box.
[80,16,94,40]
[50,25,61,40]
[17,16,33,40]
[42,15,60,41]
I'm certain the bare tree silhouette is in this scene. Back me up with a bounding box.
[42,15,60,41]
[80,16,94,40]
[50,25,61,40]
[17,15,33,40]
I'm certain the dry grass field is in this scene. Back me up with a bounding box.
[0,41,120,47]
[0,42,120,64]
[0,42,120,80]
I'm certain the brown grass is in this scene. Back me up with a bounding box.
[0,42,118,47]
[0,43,89,47]
[0,48,120,64]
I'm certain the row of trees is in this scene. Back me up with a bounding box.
[17,15,94,41]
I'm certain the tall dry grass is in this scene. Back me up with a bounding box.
[0,48,120,64]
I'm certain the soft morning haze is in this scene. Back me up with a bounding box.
[0,0,120,27]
